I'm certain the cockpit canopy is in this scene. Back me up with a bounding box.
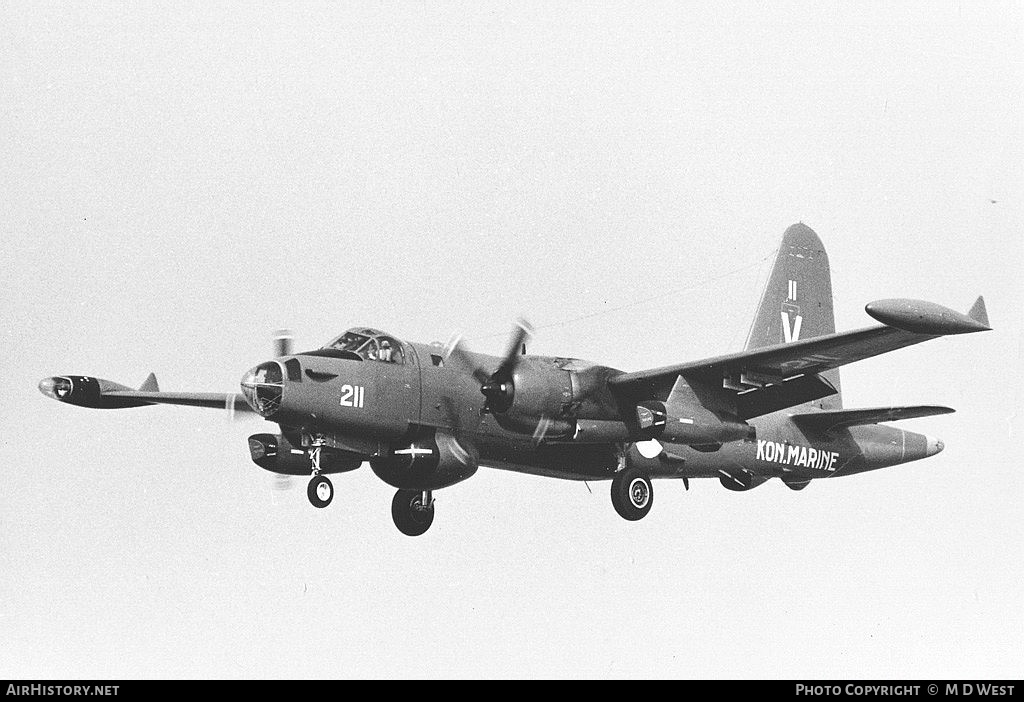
[324,328,405,364]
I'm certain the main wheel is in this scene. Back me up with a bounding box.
[307,475,334,508]
[391,489,434,536]
[611,468,653,521]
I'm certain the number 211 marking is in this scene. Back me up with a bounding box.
[340,384,365,408]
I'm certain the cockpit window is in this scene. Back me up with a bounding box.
[329,331,372,353]
[325,330,405,364]
[358,338,379,359]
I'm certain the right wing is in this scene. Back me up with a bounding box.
[38,373,254,413]
[104,390,254,412]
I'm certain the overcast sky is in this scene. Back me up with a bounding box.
[2,1,1021,678]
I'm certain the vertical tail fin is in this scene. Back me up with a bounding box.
[745,223,842,409]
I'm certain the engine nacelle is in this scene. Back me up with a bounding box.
[506,361,573,416]
[247,433,362,476]
[486,358,577,439]
[370,430,478,490]
[636,401,752,445]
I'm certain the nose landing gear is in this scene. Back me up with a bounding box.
[299,435,437,534]
[307,475,334,508]
[391,489,434,536]
[306,435,333,508]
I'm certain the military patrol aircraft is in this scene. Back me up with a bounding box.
[40,224,990,535]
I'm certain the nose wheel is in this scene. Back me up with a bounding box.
[611,468,653,521]
[391,489,434,536]
[307,475,334,508]
[304,434,334,508]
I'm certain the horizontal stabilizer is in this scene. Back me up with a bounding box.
[139,373,160,392]
[790,405,954,433]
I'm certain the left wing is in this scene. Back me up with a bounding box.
[608,297,990,416]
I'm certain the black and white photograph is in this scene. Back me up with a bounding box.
[2,1,1020,681]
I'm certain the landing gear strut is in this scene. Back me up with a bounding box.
[391,489,434,536]
[611,467,653,521]
[306,434,333,508]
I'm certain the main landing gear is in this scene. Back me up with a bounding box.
[306,435,333,509]
[392,489,434,536]
[611,467,653,521]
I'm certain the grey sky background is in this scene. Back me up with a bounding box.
[2,1,1021,678]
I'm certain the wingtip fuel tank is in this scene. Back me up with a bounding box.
[865,298,992,335]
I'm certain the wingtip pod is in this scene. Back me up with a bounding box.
[38,375,153,409]
[865,298,992,334]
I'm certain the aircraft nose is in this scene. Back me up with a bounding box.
[239,361,284,417]
[925,435,945,456]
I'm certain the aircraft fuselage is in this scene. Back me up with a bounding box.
[246,339,941,492]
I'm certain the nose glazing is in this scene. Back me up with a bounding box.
[240,361,284,417]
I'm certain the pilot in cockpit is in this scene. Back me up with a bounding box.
[378,339,393,363]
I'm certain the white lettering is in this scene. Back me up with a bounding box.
[781,311,803,343]
[339,384,366,408]
[754,440,841,472]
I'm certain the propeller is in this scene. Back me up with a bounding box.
[444,318,533,414]
[273,329,294,357]
[531,415,555,447]
[441,320,615,447]
[272,474,295,491]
